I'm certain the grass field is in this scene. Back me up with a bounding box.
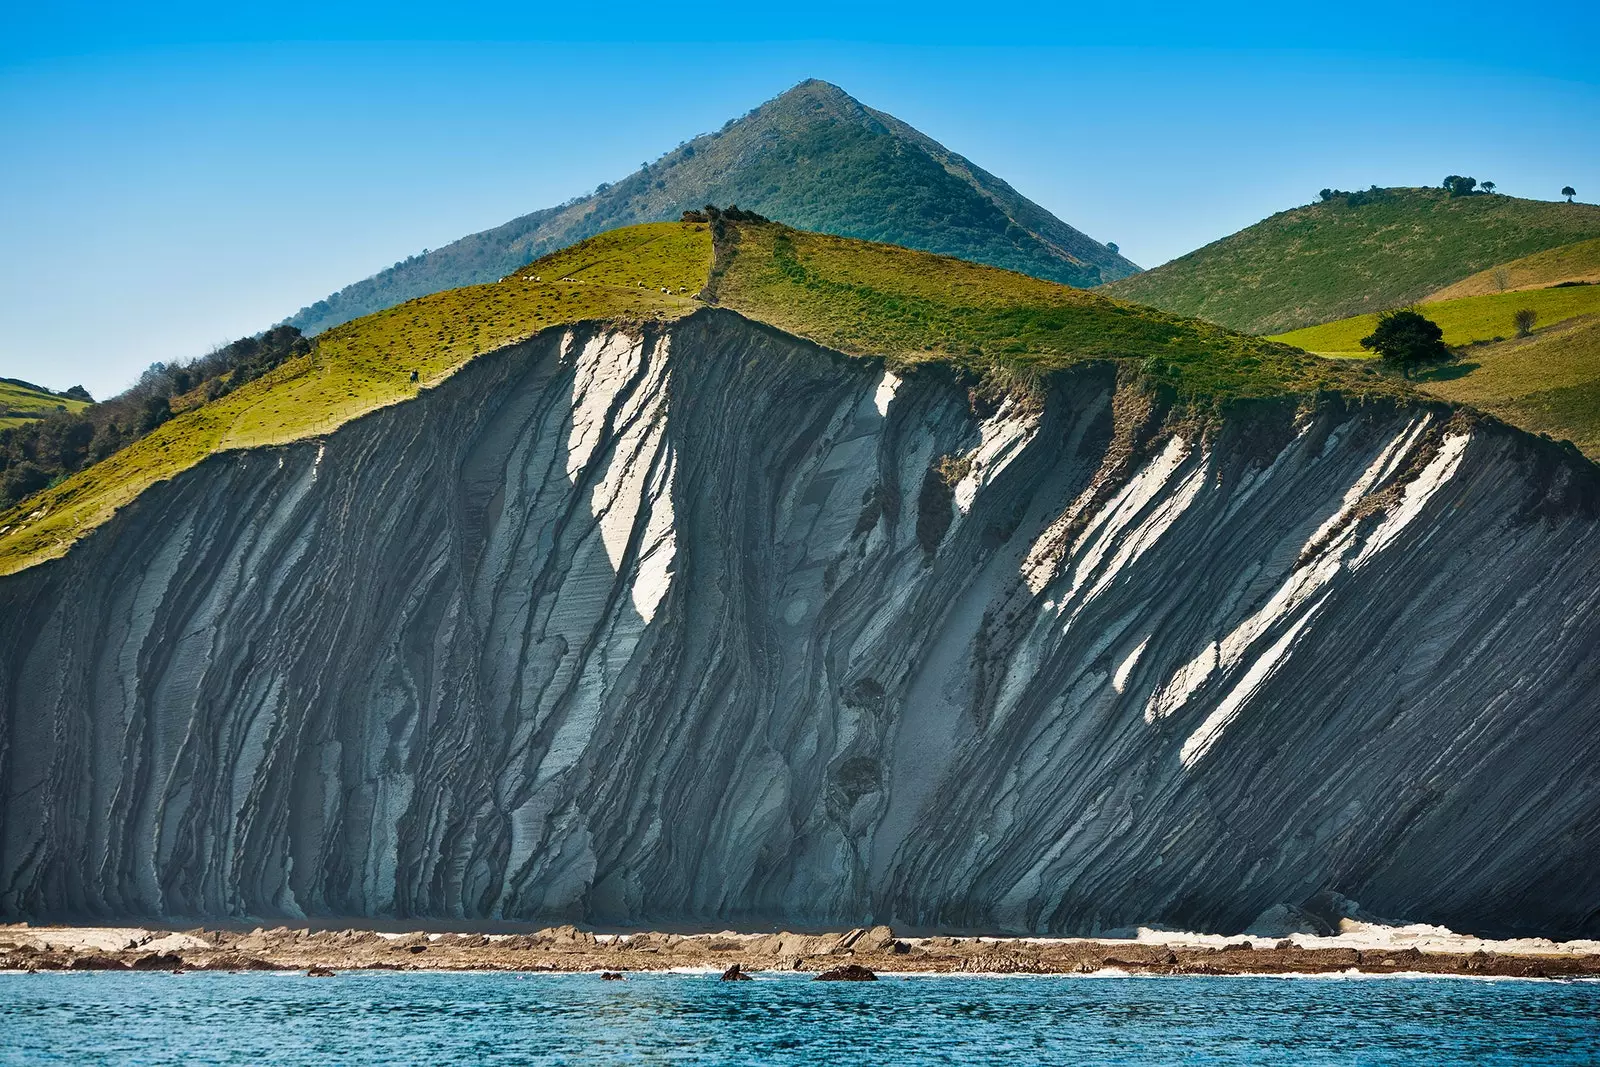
[715,223,1406,408]
[0,380,90,431]
[1413,314,1600,458]
[1270,284,1600,358]
[0,223,710,574]
[1426,237,1600,302]
[1104,189,1600,335]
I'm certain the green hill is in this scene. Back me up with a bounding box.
[0,218,1400,576]
[1416,314,1600,459]
[1427,237,1600,302]
[286,80,1138,337]
[0,379,90,431]
[1271,284,1600,358]
[1103,188,1600,335]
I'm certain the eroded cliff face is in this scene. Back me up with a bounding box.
[3,309,1599,936]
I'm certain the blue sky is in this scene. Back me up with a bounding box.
[3,2,1597,397]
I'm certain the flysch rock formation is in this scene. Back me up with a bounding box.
[3,308,1599,937]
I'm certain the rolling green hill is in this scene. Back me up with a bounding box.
[1416,314,1600,459]
[0,218,1400,576]
[1270,284,1600,358]
[286,80,1138,337]
[1427,237,1600,302]
[0,379,90,430]
[1103,189,1600,335]
[712,223,1396,407]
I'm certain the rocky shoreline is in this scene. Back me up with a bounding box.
[5,923,1600,980]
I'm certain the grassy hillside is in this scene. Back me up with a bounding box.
[1427,237,1600,301]
[1416,314,1600,459]
[0,223,709,574]
[1271,284,1600,357]
[712,223,1403,407]
[1103,189,1600,335]
[0,380,90,431]
[287,80,1137,336]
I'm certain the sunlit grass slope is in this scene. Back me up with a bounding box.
[1270,285,1600,358]
[0,222,710,575]
[715,223,1409,407]
[1426,237,1600,302]
[1104,190,1600,335]
[0,380,90,431]
[1415,314,1600,459]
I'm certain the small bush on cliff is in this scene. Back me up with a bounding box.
[1360,308,1453,377]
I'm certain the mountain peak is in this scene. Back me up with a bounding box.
[286,84,1139,336]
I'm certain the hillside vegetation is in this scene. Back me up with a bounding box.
[0,380,89,431]
[1427,237,1600,301]
[1104,189,1600,335]
[0,223,709,574]
[714,222,1405,408]
[287,80,1136,336]
[1,218,1415,575]
[1271,284,1600,357]
[1416,314,1600,459]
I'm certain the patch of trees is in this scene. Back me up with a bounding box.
[1360,308,1453,377]
[0,378,92,403]
[1318,185,1392,207]
[1442,175,1495,198]
[0,326,311,511]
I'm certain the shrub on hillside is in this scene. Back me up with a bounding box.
[1514,308,1538,337]
[1360,308,1453,377]
[1318,186,1392,208]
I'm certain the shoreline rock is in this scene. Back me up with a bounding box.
[4,922,1599,980]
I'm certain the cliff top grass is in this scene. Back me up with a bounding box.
[0,217,1418,576]
[714,222,1410,407]
[1104,189,1600,335]
[1426,237,1600,302]
[0,380,91,431]
[1269,284,1600,358]
[0,222,710,575]
[1412,314,1600,459]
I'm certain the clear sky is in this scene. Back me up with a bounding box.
[3,1,1597,398]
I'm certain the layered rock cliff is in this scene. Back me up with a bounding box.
[3,309,1599,936]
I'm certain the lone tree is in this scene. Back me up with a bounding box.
[1514,308,1538,337]
[1361,308,1453,377]
[1443,175,1478,197]
[1480,180,1496,194]
[1564,185,1578,202]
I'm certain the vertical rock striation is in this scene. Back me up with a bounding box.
[3,308,1599,936]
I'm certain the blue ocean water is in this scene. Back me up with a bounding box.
[0,971,1597,1065]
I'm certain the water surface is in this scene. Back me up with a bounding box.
[1,970,1597,1064]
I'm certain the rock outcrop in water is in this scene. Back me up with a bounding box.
[3,309,1599,936]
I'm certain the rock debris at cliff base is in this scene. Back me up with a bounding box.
[6,923,1600,981]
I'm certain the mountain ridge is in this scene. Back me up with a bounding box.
[284,80,1137,336]
[1104,188,1600,335]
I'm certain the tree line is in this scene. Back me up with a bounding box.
[0,326,311,510]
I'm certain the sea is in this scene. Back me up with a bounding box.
[1,970,1597,1064]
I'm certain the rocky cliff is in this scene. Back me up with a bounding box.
[3,309,1599,936]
